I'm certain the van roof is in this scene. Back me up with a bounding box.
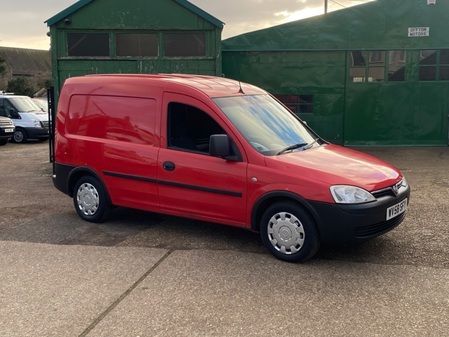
[64,74,267,98]
[0,94,26,98]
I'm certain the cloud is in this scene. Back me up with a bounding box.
[0,0,74,49]
[190,0,374,38]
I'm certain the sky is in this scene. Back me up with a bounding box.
[0,0,374,51]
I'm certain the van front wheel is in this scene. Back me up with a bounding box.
[73,176,112,223]
[260,202,320,262]
[13,128,27,143]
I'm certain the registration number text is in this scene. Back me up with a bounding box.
[386,199,408,220]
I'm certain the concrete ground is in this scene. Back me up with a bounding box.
[0,142,448,336]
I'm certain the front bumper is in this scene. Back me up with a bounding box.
[0,129,14,140]
[25,127,49,140]
[309,185,410,245]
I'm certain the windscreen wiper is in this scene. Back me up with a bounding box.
[303,138,320,150]
[277,138,321,155]
[277,143,307,155]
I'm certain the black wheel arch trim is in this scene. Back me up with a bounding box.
[69,166,110,199]
[250,191,322,232]
[54,163,112,204]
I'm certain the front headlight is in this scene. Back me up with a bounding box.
[32,119,41,128]
[330,185,376,204]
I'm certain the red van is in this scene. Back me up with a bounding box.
[53,74,410,262]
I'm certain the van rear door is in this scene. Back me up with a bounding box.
[157,93,248,226]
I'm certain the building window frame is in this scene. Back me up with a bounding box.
[274,94,314,114]
[163,32,207,58]
[349,50,406,82]
[67,32,111,58]
[65,30,211,60]
[419,49,449,82]
[115,33,159,58]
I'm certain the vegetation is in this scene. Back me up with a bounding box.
[0,55,6,76]
[0,55,51,96]
[7,77,35,97]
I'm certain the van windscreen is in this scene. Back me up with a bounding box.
[213,95,317,156]
[7,97,41,113]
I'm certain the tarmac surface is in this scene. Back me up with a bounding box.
[1,142,449,336]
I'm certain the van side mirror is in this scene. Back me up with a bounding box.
[209,134,230,158]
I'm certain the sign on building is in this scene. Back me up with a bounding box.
[408,27,430,37]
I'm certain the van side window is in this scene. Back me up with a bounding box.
[167,102,240,160]
[0,99,14,118]
[66,95,156,144]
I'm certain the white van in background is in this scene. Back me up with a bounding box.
[0,95,49,143]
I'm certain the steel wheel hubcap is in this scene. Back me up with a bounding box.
[267,211,305,255]
[14,131,24,142]
[76,183,99,216]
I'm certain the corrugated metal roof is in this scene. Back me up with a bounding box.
[0,47,51,77]
[45,0,224,28]
[222,0,449,51]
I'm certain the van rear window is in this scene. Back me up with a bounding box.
[67,95,156,145]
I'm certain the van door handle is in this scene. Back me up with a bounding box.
[163,161,176,171]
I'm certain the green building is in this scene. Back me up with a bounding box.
[222,0,449,146]
[45,0,224,102]
[46,0,449,146]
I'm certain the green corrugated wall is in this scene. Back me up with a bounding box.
[222,0,449,146]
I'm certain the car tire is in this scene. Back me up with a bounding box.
[73,176,112,223]
[13,128,27,143]
[260,202,320,262]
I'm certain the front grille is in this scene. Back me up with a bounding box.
[41,121,49,129]
[354,212,405,238]
[372,189,395,198]
[372,179,407,198]
[0,119,13,127]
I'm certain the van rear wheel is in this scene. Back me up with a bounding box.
[73,176,112,223]
[260,202,320,262]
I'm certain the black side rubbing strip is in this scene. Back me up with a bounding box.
[103,171,158,184]
[103,171,242,198]
[158,180,242,197]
